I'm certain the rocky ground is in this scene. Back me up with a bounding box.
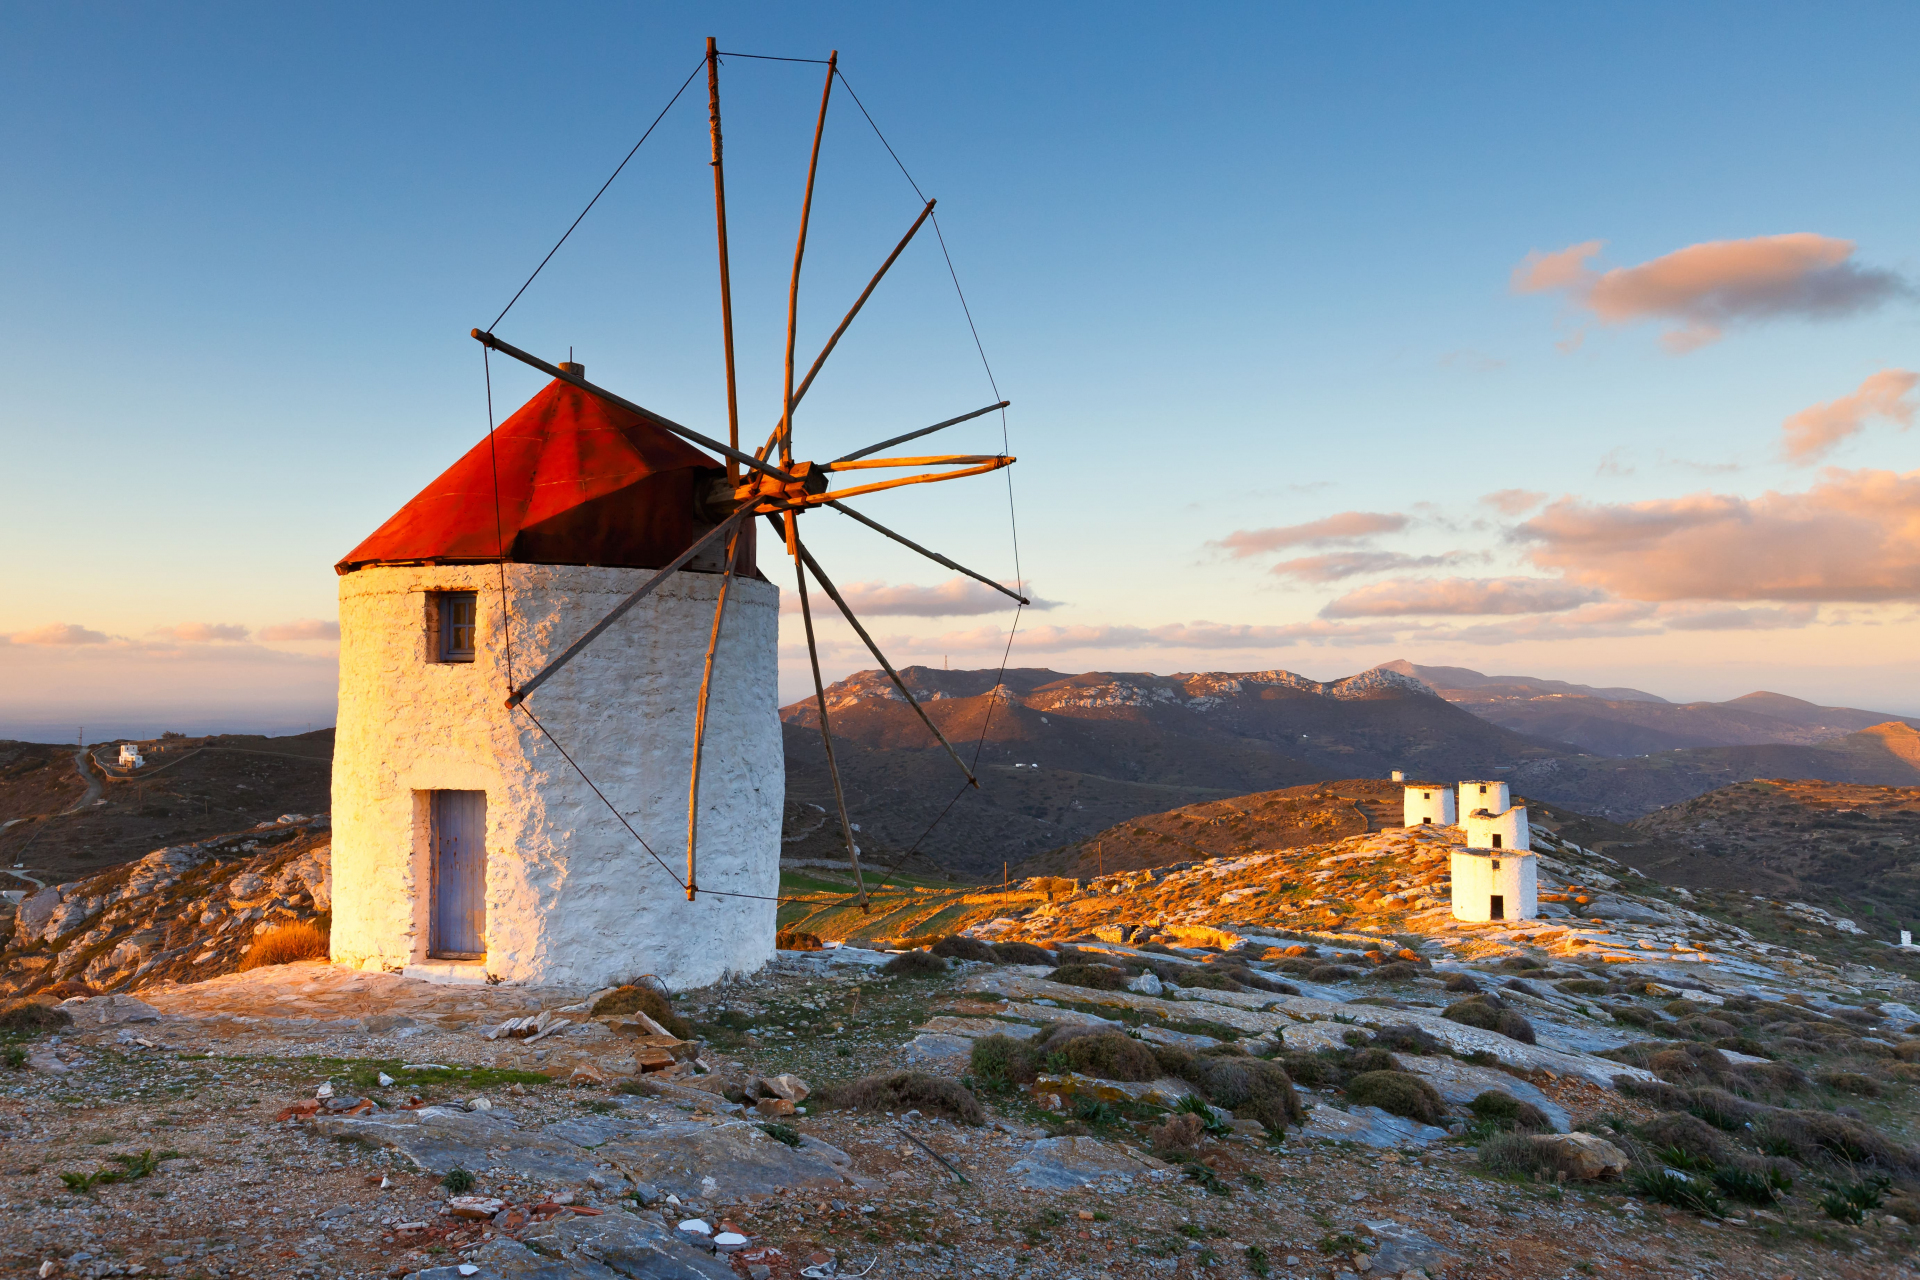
[4,816,1920,1277]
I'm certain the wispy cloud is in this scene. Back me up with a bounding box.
[785,576,1050,618]
[1516,468,1920,602]
[259,619,342,642]
[1780,369,1918,464]
[1320,577,1604,618]
[1269,551,1460,583]
[149,622,249,643]
[1212,512,1408,558]
[1512,234,1912,352]
[7,622,110,646]
[1479,489,1546,515]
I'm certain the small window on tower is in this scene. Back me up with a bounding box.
[1492,834,1503,849]
[433,592,478,663]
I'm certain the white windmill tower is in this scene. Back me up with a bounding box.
[329,41,1024,988]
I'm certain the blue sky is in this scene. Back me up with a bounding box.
[3,2,1918,738]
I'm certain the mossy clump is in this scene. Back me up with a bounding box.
[1045,1030,1160,1082]
[1307,965,1358,983]
[1184,1055,1301,1132]
[1443,972,1483,993]
[820,1071,984,1125]
[591,985,693,1039]
[1468,1090,1552,1133]
[882,950,950,978]
[930,935,998,963]
[1047,963,1130,991]
[1814,1070,1883,1097]
[775,929,824,951]
[1557,978,1608,996]
[1345,1070,1446,1126]
[1368,962,1423,981]
[991,940,1056,966]
[969,1033,1039,1086]
[1637,1111,1727,1164]
[1442,995,1536,1044]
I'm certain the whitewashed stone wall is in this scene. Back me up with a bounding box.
[331,562,781,989]
[1457,779,1511,816]
[1402,784,1456,827]
[1464,803,1530,854]
[1450,848,1538,922]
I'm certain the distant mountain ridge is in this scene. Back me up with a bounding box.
[780,663,1554,878]
[1384,660,1920,756]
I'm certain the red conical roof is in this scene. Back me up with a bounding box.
[337,377,754,575]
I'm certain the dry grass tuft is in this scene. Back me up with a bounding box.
[591,984,693,1039]
[0,999,73,1031]
[775,929,824,951]
[240,922,330,971]
[821,1071,984,1125]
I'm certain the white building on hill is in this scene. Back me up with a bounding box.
[1453,787,1535,922]
[1402,783,1455,826]
[1458,778,1509,816]
[117,743,145,769]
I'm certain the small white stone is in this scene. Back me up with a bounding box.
[677,1218,712,1235]
[316,1082,334,1099]
[377,1072,395,1087]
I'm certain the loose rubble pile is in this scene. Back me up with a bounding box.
[2,817,1920,1278]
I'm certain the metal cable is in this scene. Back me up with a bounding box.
[489,57,705,330]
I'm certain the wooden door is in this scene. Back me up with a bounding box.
[430,790,488,958]
[1490,894,1505,921]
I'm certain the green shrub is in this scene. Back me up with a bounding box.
[1276,1052,1334,1088]
[1367,962,1422,981]
[442,1167,476,1193]
[882,950,949,978]
[1683,1086,1761,1130]
[1307,965,1358,982]
[1628,1166,1724,1217]
[1711,1162,1790,1205]
[1370,1024,1443,1056]
[1047,963,1129,991]
[1442,972,1482,993]
[1820,1174,1891,1225]
[1752,1109,1920,1174]
[930,935,998,963]
[1556,979,1608,996]
[992,941,1056,966]
[1344,1071,1446,1125]
[756,1122,801,1148]
[1184,1056,1301,1129]
[1047,1031,1160,1082]
[969,1034,1039,1086]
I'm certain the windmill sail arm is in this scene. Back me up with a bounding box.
[823,498,1028,606]
[504,501,762,709]
[804,458,1011,503]
[823,454,1008,472]
[792,534,979,788]
[832,401,1009,464]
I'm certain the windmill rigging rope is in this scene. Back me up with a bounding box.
[470,54,1026,912]
[488,56,706,330]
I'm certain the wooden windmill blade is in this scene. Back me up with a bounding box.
[471,39,1023,911]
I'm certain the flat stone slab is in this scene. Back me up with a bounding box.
[411,1209,736,1279]
[1282,1021,1363,1053]
[1134,1024,1222,1051]
[1008,1136,1169,1190]
[1396,1056,1569,1132]
[312,1107,607,1184]
[902,1033,974,1065]
[598,1120,858,1201]
[1298,1103,1448,1149]
[968,972,1658,1090]
[1361,1218,1456,1274]
[919,1016,1042,1039]
[1032,1071,1197,1109]
[56,994,162,1026]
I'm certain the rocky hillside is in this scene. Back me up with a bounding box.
[782,664,1572,877]
[0,815,331,1000]
[1625,779,1920,925]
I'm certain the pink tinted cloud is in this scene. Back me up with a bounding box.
[1320,577,1603,618]
[1515,468,1920,601]
[1480,489,1547,515]
[1269,551,1458,583]
[783,576,1049,618]
[9,622,111,645]
[1512,234,1911,352]
[1213,512,1408,558]
[259,619,343,642]
[1780,369,1918,463]
[905,618,1410,654]
[150,622,250,643]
